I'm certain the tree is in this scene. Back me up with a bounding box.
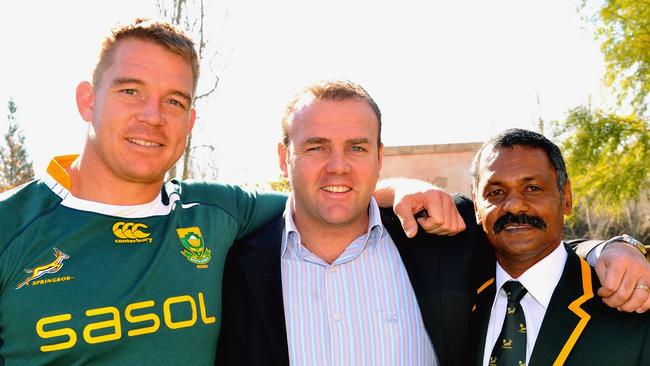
[267,175,292,193]
[553,106,650,240]
[0,99,34,190]
[589,0,650,114]
[245,175,292,193]
[156,0,229,180]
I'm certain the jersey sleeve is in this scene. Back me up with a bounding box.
[0,181,61,292]
[175,180,288,239]
[232,187,288,239]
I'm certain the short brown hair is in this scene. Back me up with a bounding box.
[281,80,382,147]
[92,18,199,98]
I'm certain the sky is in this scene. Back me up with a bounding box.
[0,0,611,185]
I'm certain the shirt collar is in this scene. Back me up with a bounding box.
[366,198,384,244]
[280,196,384,260]
[281,197,299,258]
[42,154,167,218]
[495,242,567,309]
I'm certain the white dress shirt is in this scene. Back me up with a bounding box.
[482,243,568,366]
[281,197,437,366]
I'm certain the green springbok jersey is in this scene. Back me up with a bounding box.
[0,155,286,365]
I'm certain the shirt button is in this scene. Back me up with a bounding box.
[333,313,342,321]
[329,267,339,273]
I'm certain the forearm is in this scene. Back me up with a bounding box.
[374,178,465,236]
[374,178,437,208]
[569,236,648,266]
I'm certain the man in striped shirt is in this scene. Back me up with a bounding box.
[217,80,457,365]
[216,80,650,366]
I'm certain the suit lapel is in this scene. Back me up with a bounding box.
[529,245,594,366]
[239,218,290,365]
[471,277,496,366]
[380,208,447,363]
[399,239,445,360]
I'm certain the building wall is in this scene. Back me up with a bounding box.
[380,142,483,197]
[380,142,650,242]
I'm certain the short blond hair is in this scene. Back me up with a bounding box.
[92,18,199,98]
[281,80,382,147]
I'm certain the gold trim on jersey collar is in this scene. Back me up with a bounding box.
[46,155,78,190]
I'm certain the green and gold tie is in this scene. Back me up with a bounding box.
[489,281,528,366]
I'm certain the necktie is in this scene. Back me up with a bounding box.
[489,280,528,366]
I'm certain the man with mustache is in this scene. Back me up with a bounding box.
[470,129,650,365]
[216,82,649,365]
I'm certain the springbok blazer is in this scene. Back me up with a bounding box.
[471,244,650,366]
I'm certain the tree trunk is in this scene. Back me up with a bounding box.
[182,133,193,179]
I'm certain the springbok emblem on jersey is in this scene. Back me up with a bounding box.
[16,248,69,289]
[176,227,211,267]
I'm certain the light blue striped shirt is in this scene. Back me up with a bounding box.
[281,197,438,366]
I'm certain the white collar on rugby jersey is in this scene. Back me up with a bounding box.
[42,154,185,218]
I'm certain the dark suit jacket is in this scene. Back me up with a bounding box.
[216,195,492,366]
[471,244,650,366]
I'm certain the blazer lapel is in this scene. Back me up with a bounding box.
[471,277,496,366]
[380,208,446,362]
[529,245,594,366]
[380,204,487,366]
[401,241,445,360]
[239,217,290,365]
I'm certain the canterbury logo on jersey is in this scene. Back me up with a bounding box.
[16,248,74,289]
[112,222,153,244]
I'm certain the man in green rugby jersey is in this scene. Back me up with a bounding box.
[0,19,464,365]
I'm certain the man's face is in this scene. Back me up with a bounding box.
[279,98,383,232]
[77,38,196,185]
[473,145,572,274]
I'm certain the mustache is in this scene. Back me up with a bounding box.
[493,212,547,234]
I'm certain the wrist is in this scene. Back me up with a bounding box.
[602,234,647,257]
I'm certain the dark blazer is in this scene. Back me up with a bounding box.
[471,244,650,366]
[216,195,491,366]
